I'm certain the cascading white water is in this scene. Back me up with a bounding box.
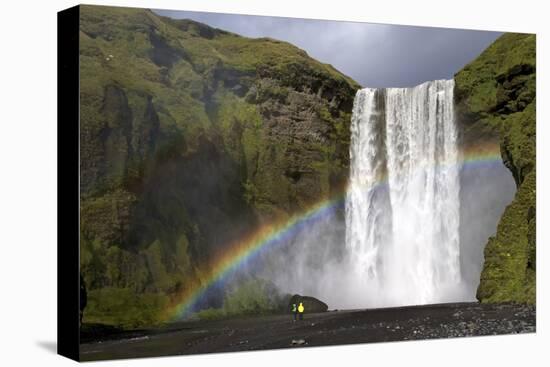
[346,79,462,306]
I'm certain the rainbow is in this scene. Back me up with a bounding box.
[165,144,504,321]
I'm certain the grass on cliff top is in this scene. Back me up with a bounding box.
[79,4,360,149]
[456,32,535,84]
[455,33,536,178]
[159,14,359,88]
[80,5,359,88]
[454,33,535,115]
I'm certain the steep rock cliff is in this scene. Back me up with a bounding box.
[454,33,536,303]
[78,5,359,326]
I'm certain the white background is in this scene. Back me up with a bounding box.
[0,0,547,365]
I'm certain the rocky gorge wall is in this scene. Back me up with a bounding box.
[454,33,536,304]
[79,5,359,327]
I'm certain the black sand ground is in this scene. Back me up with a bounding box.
[80,302,535,361]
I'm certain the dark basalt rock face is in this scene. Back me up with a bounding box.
[454,33,536,304]
[78,5,359,327]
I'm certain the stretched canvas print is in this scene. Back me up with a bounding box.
[57,4,536,361]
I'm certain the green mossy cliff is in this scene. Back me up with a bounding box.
[455,33,536,304]
[78,5,359,327]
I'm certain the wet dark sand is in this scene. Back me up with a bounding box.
[80,302,535,361]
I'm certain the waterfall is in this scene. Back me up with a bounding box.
[346,79,462,306]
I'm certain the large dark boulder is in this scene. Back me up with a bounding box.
[288,294,328,313]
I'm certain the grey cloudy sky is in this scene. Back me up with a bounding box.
[154,9,502,88]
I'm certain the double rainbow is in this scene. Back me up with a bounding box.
[165,143,503,321]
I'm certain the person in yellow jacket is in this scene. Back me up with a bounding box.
[298,302,305,320]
